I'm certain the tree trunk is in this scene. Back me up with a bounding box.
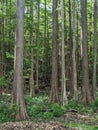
[50,0,59,103]
[81,0,92,104]
[92,0,97,99]
[0,10,2,78]
[44,0,47,82]
[30,0,35,97]
[71,0,77,100]
[61,0,68,105]
[1,0,6,77]
[36,0,40,90]
[68,0,73,97]
[12,0,28,120]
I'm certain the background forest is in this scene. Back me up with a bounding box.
[0,0,98,129]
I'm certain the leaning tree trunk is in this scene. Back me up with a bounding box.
[81,0,92,104]
[12,0,28,120]
[50,0,59,103]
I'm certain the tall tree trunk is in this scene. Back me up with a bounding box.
[81,0,92,104]
[36,0,40,90]
[1,0,6,76]
[61,0,68,105]
[93,0,97,99]
[50,0,59,103]
[12,0,28,120]
[68,0,73,97]
[44,0,47,82]
[71,0,77,100]
[30,0,35,97]
[0,15,2,78]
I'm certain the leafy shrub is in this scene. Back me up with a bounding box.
[50,103,66,117]
[26,96,66,121]
[43,112,53,120]
[26,96,49,120]
[0,99,12,122]
[0,103,8,122]
[0,76,8,88]
[94,97,98,107]
[9,103,20,117]
[66,99,85,113]
[0,95,19,123]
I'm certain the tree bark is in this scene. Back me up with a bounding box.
[50,0,59,103]
[71,0,77,100]
[44,0,47,82]
[81,0,92,104]
[36,0,40,90]
[92,0,98,99]
[30,0,35,97]
[1,0,6,76]
[68,0,73,97]
[12,0,28,120]
[61,0,68,105]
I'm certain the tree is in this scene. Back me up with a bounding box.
[1,0,6,76]
[71,0,77,100]
[12,0,28,120]
[50,0,59,103]
[68,0,73,97]
[92,0,98,99]
[81,0,92,104]
[44,0,47,82]
[61,0,68,105]
[36,0,40,90]
[30,0,35,97]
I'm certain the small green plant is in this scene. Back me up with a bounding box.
[50,103,66,117]
[0,96,12,122]
[10,103,20,117]
[94,97,98,107]
[0,76,8,88]
[43,112,53,120]
[66,99,86,113]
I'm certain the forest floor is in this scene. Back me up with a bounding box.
[0,111,98,130]
[0,94,98,130]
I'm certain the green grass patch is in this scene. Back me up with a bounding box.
[67,122,98,130]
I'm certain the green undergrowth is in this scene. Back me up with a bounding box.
[0,95,13,123]
[25,95,66,121]
[0,94,98,127]
[65,97,98,114]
